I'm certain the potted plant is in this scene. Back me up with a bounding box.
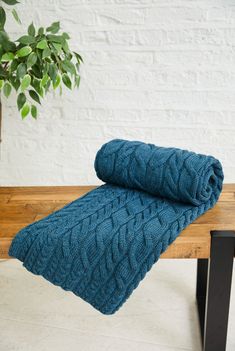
[0,0,82,124]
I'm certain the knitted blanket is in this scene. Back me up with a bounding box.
[9,139,224,315]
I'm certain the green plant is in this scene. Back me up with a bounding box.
[0,0,82,119]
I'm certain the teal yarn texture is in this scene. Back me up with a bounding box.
[9,139,224,314]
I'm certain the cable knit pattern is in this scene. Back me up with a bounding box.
[9,139,224,314]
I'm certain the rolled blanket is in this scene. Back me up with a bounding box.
[95,139,223,206]
[9,139,223,315]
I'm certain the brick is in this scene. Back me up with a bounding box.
[136,69,197,88]
[81,30,109,46]
[83,51,154,65]
[154,50,235,68]
[85,69,138,88]
[197,70,235,88]
[96,8,146,25]
[146,7,206,24]
[107,30,136,45]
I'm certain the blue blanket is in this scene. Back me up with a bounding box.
[9,139,224,314]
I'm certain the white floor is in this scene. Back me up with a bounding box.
[0,259,234,351]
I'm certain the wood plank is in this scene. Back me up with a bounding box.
[0,185,96,194]
[161,236,210,258]
[219,191,235,202]
[7,186,97,203]
[220,184,235,191]
[194,203,235,225]
[0,194,11,204]
[0,223,28,238]
[0,238,11,259]
[0,184,233,199]
[0,185,235,259]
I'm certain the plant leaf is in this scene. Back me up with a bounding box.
[48,63,57,82]
[62,40,69,54]
[12,9,21,24]
[47,34,64,44]
[10,59,18,72]
[28,22,35,37]
[17,92,26,110]
[0,7,6,30]
[1,0,19,5]
[46,21,60,34]
[52,42,62,53]
[21,74,31,91]
[31,64,42,79]
[27,52,37,68]
[53,74,61,89]
[0,31,16,51]
[0,79,4,89]
[62,59,76,75]
[16,63,27,79]
[0,66,7,79]
[62,32,70,40]
[38,27,44,36]
[31,78,44,97]
[1,52,14,62]
[41,73,49,87]
[17,35,35,45]
[75,62,80,73]
[44,78,51,93]
[31,105,37,119]
[42,47,51,59]
[36,39,48,50]
[11,77,20,91]
[74,51,83,63]
[29,89,41,104]
[42,61,49,75]
[16,46,32,57]
[75,75,80,88]
[21,103,30,119]
[3,81,11,97]
[62,73,72,89]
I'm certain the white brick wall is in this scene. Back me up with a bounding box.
[1,0,235,185]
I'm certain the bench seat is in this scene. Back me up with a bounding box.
[0,184,235,259]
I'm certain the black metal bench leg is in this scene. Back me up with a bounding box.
[196,258,208,340]
[196,230,235,351]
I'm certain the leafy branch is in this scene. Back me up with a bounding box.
[0,0,82,119]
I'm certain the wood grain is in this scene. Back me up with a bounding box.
[0,185,234,259]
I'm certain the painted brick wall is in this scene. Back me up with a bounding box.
[1,0,235,185]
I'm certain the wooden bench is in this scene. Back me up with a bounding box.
[0,185,235,351]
